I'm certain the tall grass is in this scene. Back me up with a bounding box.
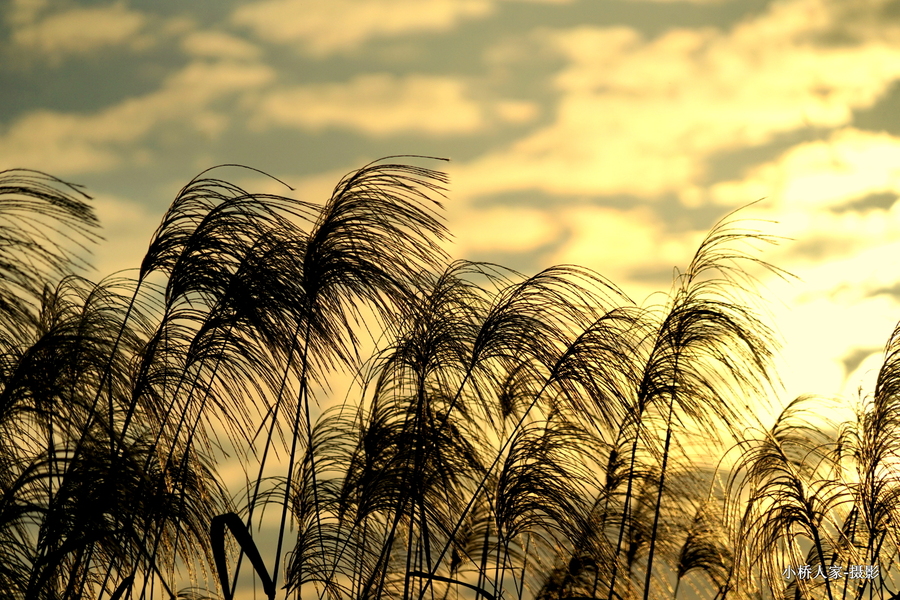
[0,160,898,600]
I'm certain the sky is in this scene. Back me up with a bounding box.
[3,0,900,411]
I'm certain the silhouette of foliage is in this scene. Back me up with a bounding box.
[1,159,899,600]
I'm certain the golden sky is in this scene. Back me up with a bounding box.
[3,0,900,409]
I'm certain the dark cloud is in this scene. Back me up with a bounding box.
[866,281,900,300]
[841,346,880,378]
[830,192,897,213]
[705,128,832,184]
[853,80,900,136]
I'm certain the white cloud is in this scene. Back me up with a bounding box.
[253,74,485,136]
[181,30,261,60]
[453,0,900,201]
[760,235,900,401]
[441,198,702,303]
[698,130,900,290]
[232,0,492,56]
[0,60,274,174]
[548,205,704,299]
[231,0,591,56]
[12,2,147,61]
[696,126,900,401]
[492,100,539,124]
[710,128,900,209]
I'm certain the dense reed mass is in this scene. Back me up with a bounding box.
[0,159,898,600]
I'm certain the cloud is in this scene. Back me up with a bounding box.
[772,285,898,399]
[181,30,262,60]
[757,232,900,399]
[695,129,900,399]
[232,0,492,56]
[442,197,701,302]
[11,2,147,61]
[698,127,900,271]
[228,166,352,207]
[623,0,726,3]
[452,0,900,201]
[231,0,590,56]
[689,124,900,400]
[0,60,274,174]
[253,73,485,136]
[88,193,159,277]
[710,128,900,209]
[492,100,539,124]
[6,0,48,27]
[450,205,563,254]
[547,205,704,298]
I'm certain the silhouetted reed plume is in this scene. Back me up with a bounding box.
[1,160,898,600]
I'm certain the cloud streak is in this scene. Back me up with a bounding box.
[712,128,900,209]
[232,0,493,56]
[252,73,486,136]
[11,2,148,61]
[0,60,274,174]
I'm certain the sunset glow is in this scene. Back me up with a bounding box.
[4,0,900,412]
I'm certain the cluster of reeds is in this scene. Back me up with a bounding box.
[1,159,898,600]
